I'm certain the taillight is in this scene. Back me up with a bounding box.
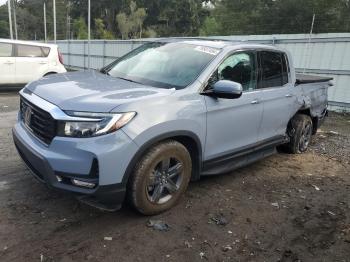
[58,49,64,64]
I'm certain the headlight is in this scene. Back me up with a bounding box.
[57,111,136,138]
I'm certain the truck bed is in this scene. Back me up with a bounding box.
[296,74,333,85]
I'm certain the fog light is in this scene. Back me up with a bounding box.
[56,175,62,182]
[71,179,96,188]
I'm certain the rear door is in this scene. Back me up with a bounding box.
[257,50,297,141]
[15,44,49,84]
[0,42,15,84]
[204,51,263,160]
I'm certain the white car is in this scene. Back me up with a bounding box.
[0,39,66,85]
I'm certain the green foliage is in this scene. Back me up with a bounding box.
[143,27,157,38]
[152,0,208,37]
[94,18,114,39]
[0,20,9,38]
[73,17,88,39]
[0,0,349,40]
[207,0,350,35]
[199,17,219,36]
[0,5,9,38]
[116,13,130,40]
[116,1,147,39]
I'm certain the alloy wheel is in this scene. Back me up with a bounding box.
[299,122,312,152]
[146,157,184,204]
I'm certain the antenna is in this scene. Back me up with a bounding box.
[303,14,315,74]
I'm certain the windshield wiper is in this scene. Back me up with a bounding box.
[99,68,110,75]
[117,77,140,84]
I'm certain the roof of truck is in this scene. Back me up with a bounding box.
[155,37,282,51]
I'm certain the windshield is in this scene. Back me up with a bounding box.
[106,42,220,89]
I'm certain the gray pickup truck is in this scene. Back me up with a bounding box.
[13,39,332,214]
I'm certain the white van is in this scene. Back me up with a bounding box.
[0,39,66,85]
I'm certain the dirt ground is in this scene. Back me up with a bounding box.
[0,91,349,262]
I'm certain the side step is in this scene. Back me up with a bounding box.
[201,146,276,176]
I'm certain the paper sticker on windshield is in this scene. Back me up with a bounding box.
[194,46,220,56]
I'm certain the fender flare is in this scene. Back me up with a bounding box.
[43,71,58,77]
[121,130,203,187]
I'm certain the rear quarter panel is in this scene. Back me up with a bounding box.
[286,50,329,118]
[297,82,329,117]
[47,46,66,74]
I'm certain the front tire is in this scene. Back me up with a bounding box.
[284,114,313,154]
[128,140,192,215]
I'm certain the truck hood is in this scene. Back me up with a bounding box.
[25,70,175,112]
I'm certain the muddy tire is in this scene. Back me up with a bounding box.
[283,114,313,154]
[128,140,192,215]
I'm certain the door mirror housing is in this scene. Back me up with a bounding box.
[205,80,243,99]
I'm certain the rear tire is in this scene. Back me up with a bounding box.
[128,140,192,215]
[283,114,313,154]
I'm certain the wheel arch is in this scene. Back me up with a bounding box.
[122,131,203,187]
[43,71,58,77]
[289,107,318,135]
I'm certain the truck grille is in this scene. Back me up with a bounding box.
[20,96,56,144]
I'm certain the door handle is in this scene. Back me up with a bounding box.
[285,94,293,98]
[4,61,14,65]
[39,61,48,64]
[251,100,259,104]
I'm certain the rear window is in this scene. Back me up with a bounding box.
[42,47,51,57]
[0,43,13,57]
[17,44,44,57]
[260,51,284,88]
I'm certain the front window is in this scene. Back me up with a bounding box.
[106,42,220,89]
[207,51,257,91]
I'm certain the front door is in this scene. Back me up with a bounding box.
[204,51,263,161]
[0,42,15,85]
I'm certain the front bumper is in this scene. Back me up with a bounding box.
[13,121,139,210]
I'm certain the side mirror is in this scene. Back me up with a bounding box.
[206,80,243,99]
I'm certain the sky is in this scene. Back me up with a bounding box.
[0,0,7,7]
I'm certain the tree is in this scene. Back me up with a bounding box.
[0,20,9,38]
[116,1,146,39]
[153,0,208,37]
[199,17,219,36]
[73,17,87,39]
[206,0,350,35]
[1,0,349,40]
[94,18,113,39]
[116,13,130,40]
[130,1,146,38]
[0,5,9,38]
